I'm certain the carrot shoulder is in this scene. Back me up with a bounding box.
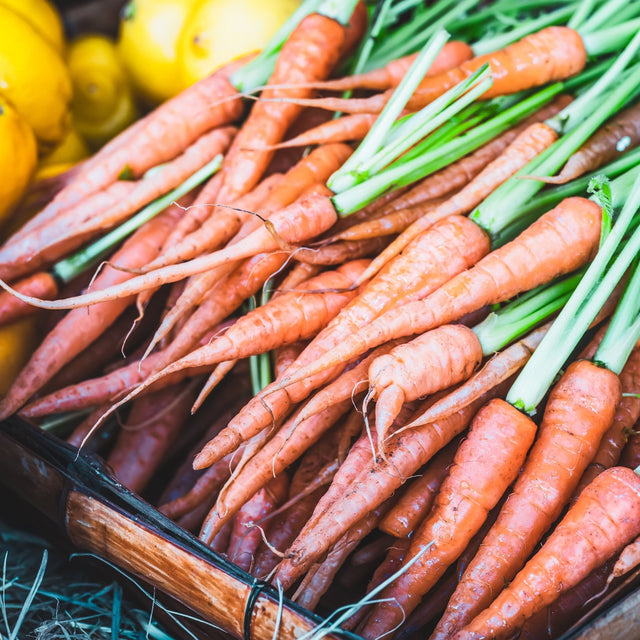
[454,466,640,640]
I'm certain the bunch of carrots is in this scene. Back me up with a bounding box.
[7,0,640,637]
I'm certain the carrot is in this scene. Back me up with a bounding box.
[226,473,290,573]
[292,340,403,429]
[215,12,352,205]
[0,127,235,284]
[106,381,198,494]
[454,466,640,640]
[265,114,378,150]
[367,324,483,447]
[0,271,58,326]
[280,27,587,115]
[273,197,602,393]
[141,142,351,277]
[378,437,460,538]
[98,260,367,422]
[431,359,621,640]
[621,418,640,468]
[271,387,504,590]
[193,213,490,469]
[529,101,640,184]
[0,200,188,420]
[199,400,352,545]
[67,404,113,451]
[5,64,245,247]
[20,253,289,417]
[406,322,551,427]
[360,121,558,279]
[607,535,640,585]
[358,398,537,639]
[574,346,640,496]
[191,360,239,413]
[292,502,391,611]
[293,236,388,265]
[0,182,138,281]
[9,187,338,310]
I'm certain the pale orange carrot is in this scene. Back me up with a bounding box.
[358,399,537,639]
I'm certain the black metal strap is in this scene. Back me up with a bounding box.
[243,578,269,640]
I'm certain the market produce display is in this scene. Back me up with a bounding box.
[4,0,640,638]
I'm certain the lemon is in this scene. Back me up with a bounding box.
[39,124,90,168]
[178,0,299,88]
[117,0,199,105]
[0,317,39,395]
[0,5,72,147]
[0,96,37,227]
[0,0,65,54]
[68,34,139,149]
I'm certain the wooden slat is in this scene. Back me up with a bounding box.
[65,490,329,640]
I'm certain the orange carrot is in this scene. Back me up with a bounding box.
[193,213,490,469]
[406,322,551,427]
[215,12,353,205]
[358,398,537,639]
[5,52,250,248]
[99,260,367,421]
[292,340,404,428]
[431,360,621,640]
[279,27,586,114]
[199,400,352,545]
[293,41,474,93]
[530,101,640,184]
[378,437,460,538]
[226,473,290,573]
[574,347,640,496]
[454,466,640,640]
[106,381,198,494]
[252,427,345,578]
[292,502,391,611]
[0,271,58,325]
[273,197,602,393]
[9,187,338,310]
[274,263,321,294]
[271,387,503,590]
[266,114,378,150]
[20,253,289,417]
[0,200,188,419]
[368,324,483,447]
[360,121,558,280]
[293,236,388,265]
[0,127,236,282]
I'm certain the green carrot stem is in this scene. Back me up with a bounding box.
[471,4,576,56]
[332,82,562,215]
[547,28,640,134]
[581,17,640,57]
[579,0,637,35]
[51,156,222,284]
[568,0,597,29]
[329,29,450,188]
[331,64,492,192]
[594,257,640,374]
[473,271,583,355]
[506,172,640,412]
[471,62,640,239]
[364,0,479,72]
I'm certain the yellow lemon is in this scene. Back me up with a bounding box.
[0,0,65,54]
[38,124,90,168]
[0,317,39,395]
[68,34,139,149]
[178,0,299,88]
[0,96,37,227]
[117,0,199,105]
[0,5,72,147]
